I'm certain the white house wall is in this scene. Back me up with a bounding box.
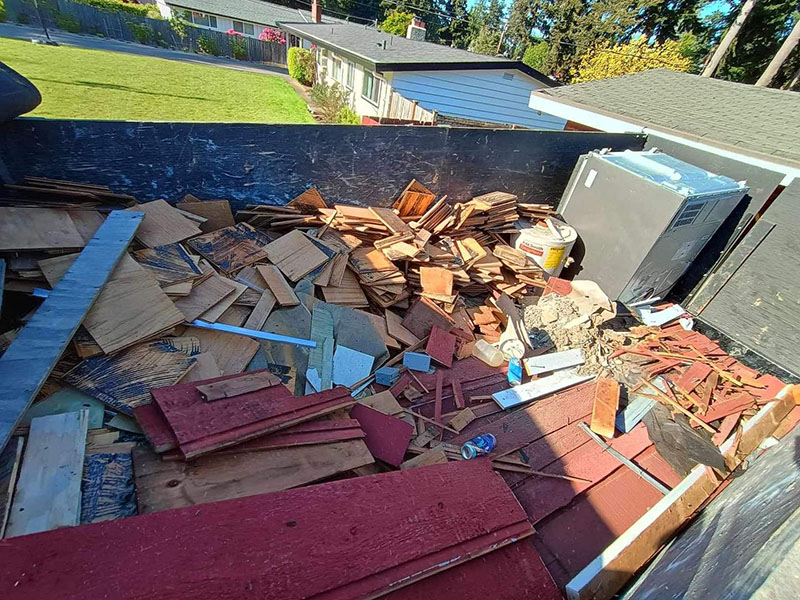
[318,52,389,119]
[390,69,567,130]
[160,2,270,39]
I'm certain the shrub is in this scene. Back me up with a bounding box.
[17,11,30,24]
[0,0,6,23]
[288,47,315,86]
[130,22,154,45]
[227,32,248,60]
[335,106,360,125]
[523,41,549,74]
[169,16,187,39]
[56,13,81,33]
[379,11,413,36]
[72,0,150,17]
[197,34,220,56]
[259,27,285,44]
[310,81,353,123]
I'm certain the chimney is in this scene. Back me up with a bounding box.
[311,0,322,23]
[406,16,426,41]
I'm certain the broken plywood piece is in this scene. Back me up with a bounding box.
[332,346,374,388]
[386,309,422,346]
[64,337,199,414]
[197,371,283,402]
[590,377,621,439]
[0,436,24,538]
[80,452,136,525]
[132,243,202,287]
[186,223,271,273]
[128,200,202,247]
[265,230,329,282]
[448,407,477,432]
[307,307,335,392]
[6,410,89,537]
[199,278,247,323]
[0,207,85,251]
[350,403,414,467]
[242,290,277,331]
[420,266,454,298]
[175,199,235,232]
[173,275,236,322]
[426,326,457,368]
[256,264,300,306]
[320,269,369,307]
[400,447,448,470]
[133,439,374,513]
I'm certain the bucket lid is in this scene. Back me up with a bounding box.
[514,218,577,244]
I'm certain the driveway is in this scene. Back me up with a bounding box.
[0,22,291,78]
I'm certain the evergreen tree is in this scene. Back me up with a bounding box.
[505,0,536,59]
[440,0,471,48]
[380,0,445,40]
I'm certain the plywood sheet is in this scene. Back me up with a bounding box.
[350,404,414,467]
[173,275,236,322]
[175,199,235,232]
[133,440,374,513]
[256,264,300,306]
[265,230,329,282]
[132,243,202,286]
[0,460,532,600]
[128,200,202,247]
[6,410,89,537]
[243,290,276,330]
[0,207,85,251]
[199,278,247,322]
[186,223,271,273]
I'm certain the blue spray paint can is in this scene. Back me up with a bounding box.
[461,433,497,459]
[508,358,523,387]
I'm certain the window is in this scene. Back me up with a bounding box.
[233,20,254,35]
[362,70,381,105]
[345,61,355,89]
[190,12,217,28]
[332,58,342,82]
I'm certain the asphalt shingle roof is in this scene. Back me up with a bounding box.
[167,0,336,27]
[536,69,800,166]
[277,21,551,83]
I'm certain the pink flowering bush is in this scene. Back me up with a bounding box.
[226,29,244,37]
[259,27,286,44]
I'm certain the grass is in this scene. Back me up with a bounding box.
[0,37,315,123]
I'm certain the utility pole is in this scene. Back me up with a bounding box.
[755,19,800,87]
[496,22,507,55]
[702,0,759,77]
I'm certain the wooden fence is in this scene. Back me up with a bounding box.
[5,0,287,65]
[384,91,437,124]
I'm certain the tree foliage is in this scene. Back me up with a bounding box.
[523,40,549,72]
[440,0,471,48]
[380,10,414,36]
[572,38,693,82]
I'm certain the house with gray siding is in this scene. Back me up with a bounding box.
[278,17,565,130]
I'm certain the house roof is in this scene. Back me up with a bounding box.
[532,69,800,167]
[277,21,553,85]
[166,0,337,27]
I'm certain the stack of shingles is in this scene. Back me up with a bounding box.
[613,322,789,445]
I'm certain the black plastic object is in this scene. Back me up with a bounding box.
[0,61,42,122]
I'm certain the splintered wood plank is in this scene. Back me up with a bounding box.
[128,200,202,247]
[199,278,247,322]
[175,199,235,232]
[400,447,448,470]
[64,337,199,414]
[386,309,422,346]
[589,377,620,439]
[6,410,89,537]
[0,460,532,600]
[197,371,283,402]
[370,206,413,234]
[186,223,271,273]
[173,275,236,322]
[256,264,300,306]
[152,372,355,458]
[307,306,335,391]
[132,243,203,286]
[243,290,277,330]
[80,452,137,525]
[133,440,374,513]
[265,230,329,282]
[0,436,24,538]
[179,353,222,383]
[350,404,414,467]
[0,211,143,453]
[0,207,85,251]
[39,253,187,354]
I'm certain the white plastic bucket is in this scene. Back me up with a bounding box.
[512,219,577,277]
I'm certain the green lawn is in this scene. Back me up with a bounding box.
[0,37,315,123]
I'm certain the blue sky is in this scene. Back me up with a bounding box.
[463,0,734,18]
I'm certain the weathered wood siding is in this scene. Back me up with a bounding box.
[0,120,644,210]
[388,69,567,130]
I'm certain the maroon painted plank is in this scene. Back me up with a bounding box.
[350,403,414,467]
[388,541,562,600]
[452,380,465,410]
[434,370,444,424]
[698,392,755,423]
[389,373,413,396]
[449,380,597,454]
[133,401,178,452]
[0,460,532,600]
[426,326,456,368]
[512,424,653,524]
[151,370,354,457]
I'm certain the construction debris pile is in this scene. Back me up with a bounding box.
[0,176,797,600]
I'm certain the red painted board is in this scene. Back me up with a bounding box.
[711,412,741,445]
[511,423,653,524]
[675,362,713,394]
[449,380,597,454]
[426,326,456,368]
[389,373,413,396]
[698,392,755,423]
[133,401,178,452]
[0,460,532,600]
[751,373,787,404]
[533,447,669,590]
[152,370,354,458]
[452,380,465,410]
[350,403,414,466]
[389,540,562,600]
[414,356,504,391]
